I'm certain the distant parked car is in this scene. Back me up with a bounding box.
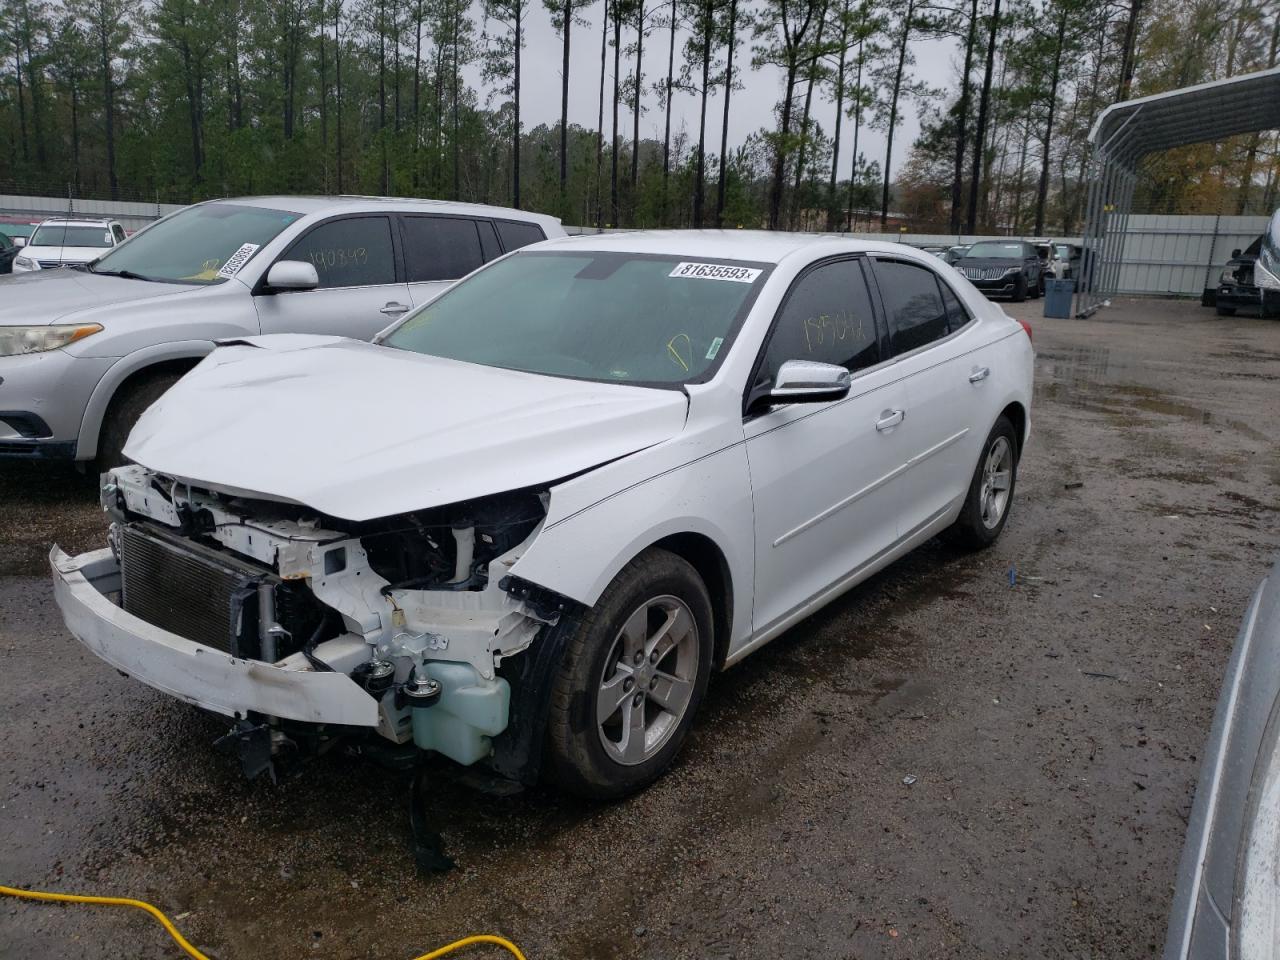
[1162,555,1280,959]
[12,216,127,272]
[1208,235,1280,318]
[942,244,970,266]
[954,240,1044,302]
[0,196,564,465]
[1032,239,1079,282]
[0,232,19,274]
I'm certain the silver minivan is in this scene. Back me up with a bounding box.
[0,196,563,465]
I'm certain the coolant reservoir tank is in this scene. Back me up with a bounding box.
[409,661,510,766]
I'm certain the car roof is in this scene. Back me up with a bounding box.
[531,229,942,266]
[213,195,561,228]
[36,217,115,226]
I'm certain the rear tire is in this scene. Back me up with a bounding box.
[943,416,1019,550]
[546,548,714,800]
[96,372,182,471]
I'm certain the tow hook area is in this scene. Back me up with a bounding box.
[213,718,283,782]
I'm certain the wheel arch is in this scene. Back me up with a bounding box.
[1000,400,1028,457]
[76,341,213,460]
[649,532,735,670]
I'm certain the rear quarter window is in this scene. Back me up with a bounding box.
[495,220,546,252]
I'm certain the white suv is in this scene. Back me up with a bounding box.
[13,217,127,271]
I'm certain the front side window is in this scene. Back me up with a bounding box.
[31,224,115,249]
[754,259,880,393]
[283,216,396,289]
[91,202,302,284]
[384,251,769,385]
[876,260,949,354]
[401,216,485,282]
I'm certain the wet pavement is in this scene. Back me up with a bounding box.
[2,297,1279,960]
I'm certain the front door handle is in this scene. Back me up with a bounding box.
[875,409,905,432]
[380,301,410,316]
[968,366,991,383]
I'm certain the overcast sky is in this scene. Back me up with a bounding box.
[460,12,960,185]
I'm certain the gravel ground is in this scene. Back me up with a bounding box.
[2,297,1278,960]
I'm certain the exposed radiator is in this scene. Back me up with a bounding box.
[119,523,262,656]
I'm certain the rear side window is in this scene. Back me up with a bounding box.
[402,216,485,282]
[112,224,126,243]
[284,216,396,288]
[875,259,949,354]
[495,220,546,252]
[755,258,880,391]
[938,279,970,333]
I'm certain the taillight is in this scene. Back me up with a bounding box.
[1017,319,1033,344]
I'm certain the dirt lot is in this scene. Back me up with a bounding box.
[2,297,1278,960]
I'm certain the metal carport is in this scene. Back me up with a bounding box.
[1075,65,1280,317]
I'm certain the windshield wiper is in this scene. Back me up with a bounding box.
[90,267,155,282]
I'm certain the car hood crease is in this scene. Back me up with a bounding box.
[124,336,691,521]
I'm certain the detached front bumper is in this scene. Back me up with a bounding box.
[50,545,379,727]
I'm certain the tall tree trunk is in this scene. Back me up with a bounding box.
[336,4,344,191]
[99,12,118,201]
[768,59,799,230]
[70,72,81,191]
[845,38,865,229]
[950,0,978,233]
[826,0,848,231]
[610,0,621,225]
[379,0,388,191]
[452,2,461,198]
[880,0,913,229]
[1236,16,1279,213]
[513,0,522,208]
[693,0,712,227]
[596,0,608,226]
[560,0,572,203]
[792,0,829,228]
[22,13,46,167]
[1033,6,1066,235]
[965,0,999,233]
[630,0,644,200]
[662,0,676,217]
[1115,0,1142,101]
[13,36,29,164]
[716,0,738,227]
[181,40,203,182]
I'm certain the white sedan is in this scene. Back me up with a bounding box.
[52,231,1033,798]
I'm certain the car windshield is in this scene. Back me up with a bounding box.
[965,241,1026,259]
[383,250,770,385]
[30,224,115,248]
[90,202,302,283]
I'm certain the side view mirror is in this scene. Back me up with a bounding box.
[266,260,319,290]
[1232,248,1242,259]
[767,360,852,405]
[12,236,25,248]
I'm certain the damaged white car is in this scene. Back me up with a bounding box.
[52,232,1033,800]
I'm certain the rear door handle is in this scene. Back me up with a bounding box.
[380,301,410,316]
[968,366,991,383]
[875,409,905,432]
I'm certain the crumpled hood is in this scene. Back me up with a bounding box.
[125,335,691,521]
[0,268,180,324]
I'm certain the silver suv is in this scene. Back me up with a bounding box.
[0,196,563,465]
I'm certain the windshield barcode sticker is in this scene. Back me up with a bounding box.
[217,242,261,279]
[669,261,761,283]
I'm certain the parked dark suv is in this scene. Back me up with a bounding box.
[1209,235,1280,317]
[954,240,1044,302]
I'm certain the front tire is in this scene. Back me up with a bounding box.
[944,416,1019,550]
[96,372,182,470]
[1011,275,1028,302]
[546,548,714,800]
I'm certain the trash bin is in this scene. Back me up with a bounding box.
[1043,278,1075,319]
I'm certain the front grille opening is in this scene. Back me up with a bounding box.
[118,523,333,661]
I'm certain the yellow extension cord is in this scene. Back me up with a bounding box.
[0,884,527,960]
